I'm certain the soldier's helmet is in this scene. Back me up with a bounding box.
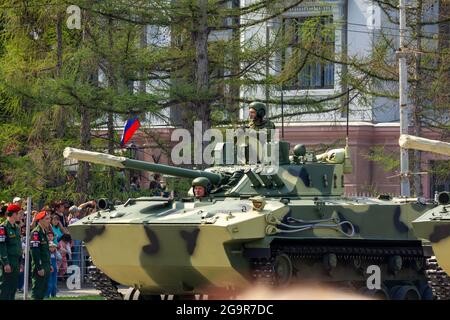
[192,177,211,188]
[192,177,211,195]
[249,102,266,118]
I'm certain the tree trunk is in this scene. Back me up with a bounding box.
[191,0,211,168]
[340,0,349,117]
[107,17,116,197]
[77,104,91,200]
[107,112,115,198]
[56,12,63,76]
[229,0,241,122]
[55,12,66,139]
[140,25,147,92]
[76,9,92,201]
[192,0,211,130]
[438,0,450,50]
[412,0,423,197]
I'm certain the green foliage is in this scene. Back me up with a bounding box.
[366,146,400,173]
[0,0,448,202]
[0,0,171,202]
[430,160,450,186]
[165,177,192,197]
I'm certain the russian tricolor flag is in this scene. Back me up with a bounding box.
[120,118,141,147]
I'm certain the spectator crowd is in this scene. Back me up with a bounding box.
[0,197,97,299]
[1,174,173,300]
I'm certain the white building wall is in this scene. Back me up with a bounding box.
[140,25,171,127]
[126,0,441,127]
[240,0,441,124]
[240,0,377,123]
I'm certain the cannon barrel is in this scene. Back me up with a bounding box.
[399,134,450,156]
[63,147,222,185]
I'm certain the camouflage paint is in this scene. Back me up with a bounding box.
[65,148,444,295]
[70,196,434,294]
[412,204,450,274]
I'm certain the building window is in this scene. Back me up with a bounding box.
[281,16,335,90]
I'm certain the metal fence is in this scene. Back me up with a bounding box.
[55,241,92,285]
[17,242,93,295]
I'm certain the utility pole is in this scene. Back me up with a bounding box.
[398,0,411,196]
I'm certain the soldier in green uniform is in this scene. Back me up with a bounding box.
[30,211,51,300]
[0,204,22,300]
[248,102,276,142]
[242,102,277,164]
[192,177,211,200]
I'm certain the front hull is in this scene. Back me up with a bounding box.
[76,224,252,294]
[69,198,436,295]
[412,208,450,274]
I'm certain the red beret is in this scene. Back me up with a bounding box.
[6,204,21,213]
[35,211,48,221]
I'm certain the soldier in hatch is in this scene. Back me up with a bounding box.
[247,102,276,142]
[192,177,211,200]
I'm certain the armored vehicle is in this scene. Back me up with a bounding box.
[66,140,446,300]
[400,134,450,299]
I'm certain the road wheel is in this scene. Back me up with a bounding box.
[274,254,293,286]
[390,285,421,300]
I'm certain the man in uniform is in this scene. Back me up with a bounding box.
[192,177,211,200]
[248,102,276,141]
[30,211,51,300]
[0,204,22,300]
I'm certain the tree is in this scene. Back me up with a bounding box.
[2,0,446,201]
[0,0,166,201]
[368,0,449,196]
